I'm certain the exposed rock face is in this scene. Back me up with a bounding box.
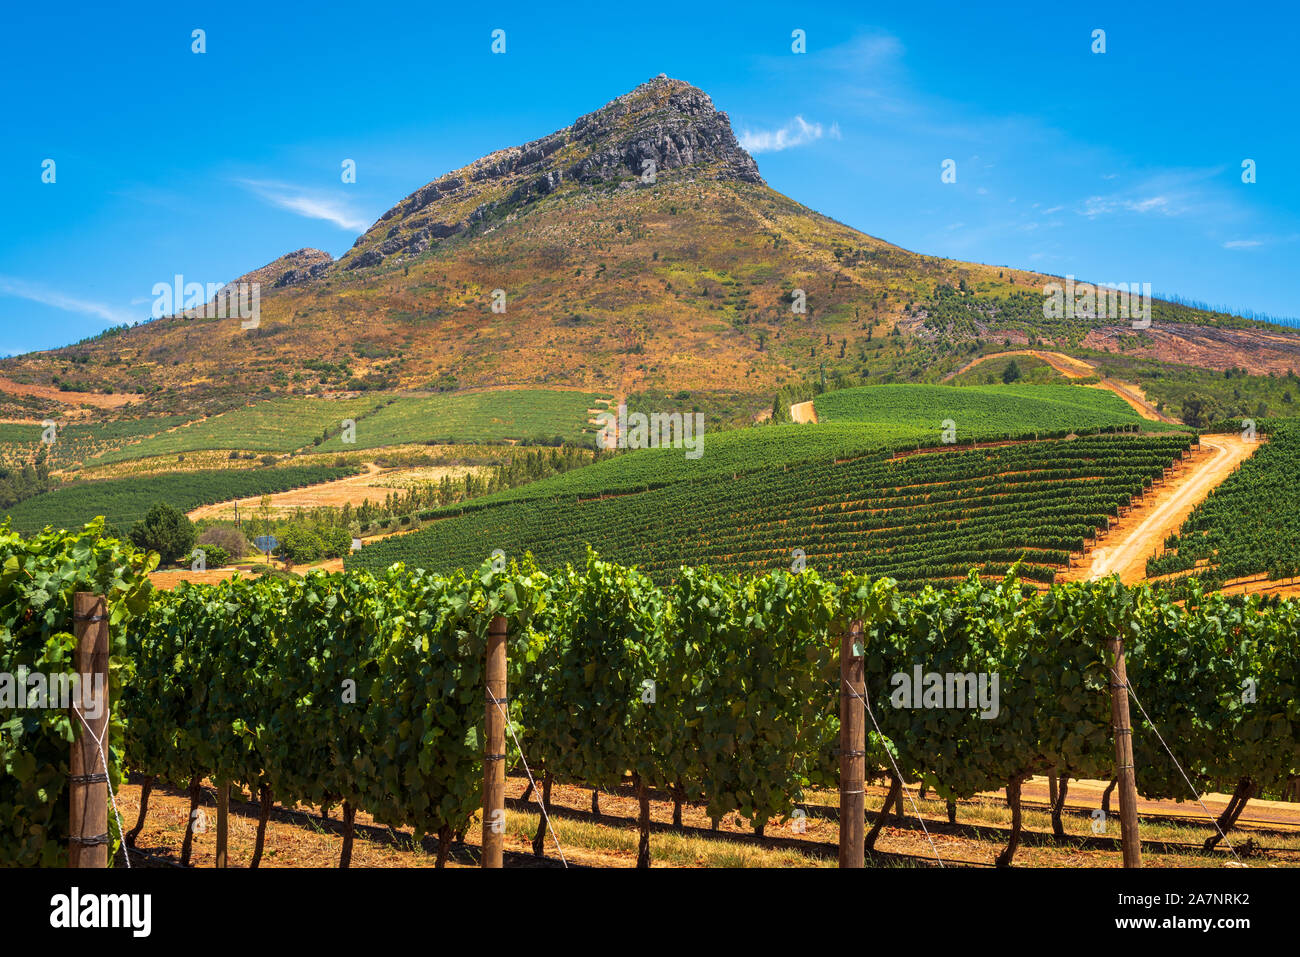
[215,248,333,294]
[340,75,763,271]
[274,250,333,287]
[568,77,762,187]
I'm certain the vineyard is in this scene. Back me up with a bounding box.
[453,422,905,505]
[3,464,359,535]
[85,396,386,464]
[406,385,1180,514]
[314,389,609,450]
[0,417,191,471]
[4,527,1297,869]
[812,383,1169,433]
[349,433,1196,586]
[41,390,608,470]
[1147,419,1300,587]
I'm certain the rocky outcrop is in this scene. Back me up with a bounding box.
[567,77,762,186]
[341,75,763,272]
[214,247,333,293]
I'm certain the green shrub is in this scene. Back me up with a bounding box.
[129,503,197,565]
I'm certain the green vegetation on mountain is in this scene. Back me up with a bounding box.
[917,283,1300,348]
[1086,355,1300,426]
[950,354,1068,386]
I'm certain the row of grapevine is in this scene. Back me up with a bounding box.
[120,563,546,866]
[7,525,1295,867]
[1148,419,1300,587]
[121,551,1298,868]
[350,433,1195,587]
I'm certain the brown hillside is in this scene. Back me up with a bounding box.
[3,75,1296,418]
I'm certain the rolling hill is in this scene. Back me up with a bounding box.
[349,428,1195,586]
[345,381,1193,581]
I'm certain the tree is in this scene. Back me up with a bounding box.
[1002,359,1023,384]
[198,525,251,559]
[1180,393,1219,428]
[130,503,197,565]
[278,525,325,564]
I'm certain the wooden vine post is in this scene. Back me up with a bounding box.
[482,614,508,868]
[70,592,109,868]
[1107,633,1142,868]
[215,783,230,868]
[839,620,865,868]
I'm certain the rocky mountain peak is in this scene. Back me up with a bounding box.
[339,76,762,272]
[567,74,763,186]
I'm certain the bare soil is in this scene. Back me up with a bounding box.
[185,462,483,521]
[0,376,136,409]
[115,773,1300,869]
[1085,322,1300,377]
[789,400,818,423]
[1068,435,1260,583]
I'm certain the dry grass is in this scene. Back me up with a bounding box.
[185,463,486,521]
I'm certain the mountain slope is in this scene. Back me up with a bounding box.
[5,75,1298,420]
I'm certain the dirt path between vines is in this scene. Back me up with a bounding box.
[944,349,1178,424]
[115,773,1300,869]
[184,462,381,521]
[1069,434,1260,583]
[1013,776,1300,829]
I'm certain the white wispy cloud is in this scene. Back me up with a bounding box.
[1079,193,1178,218]
[1076,169,1233,221]
[739,116,833,154]
[0,275,135,325]
[1221,234,1300,250]
[237,178,371,231]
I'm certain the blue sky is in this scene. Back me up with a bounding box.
[2,1,1297,355]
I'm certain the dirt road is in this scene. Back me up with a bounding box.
[947,349,1095,380]
[1075,434,1259,583]
[944,349,1178,423]
[790,400,818,423]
